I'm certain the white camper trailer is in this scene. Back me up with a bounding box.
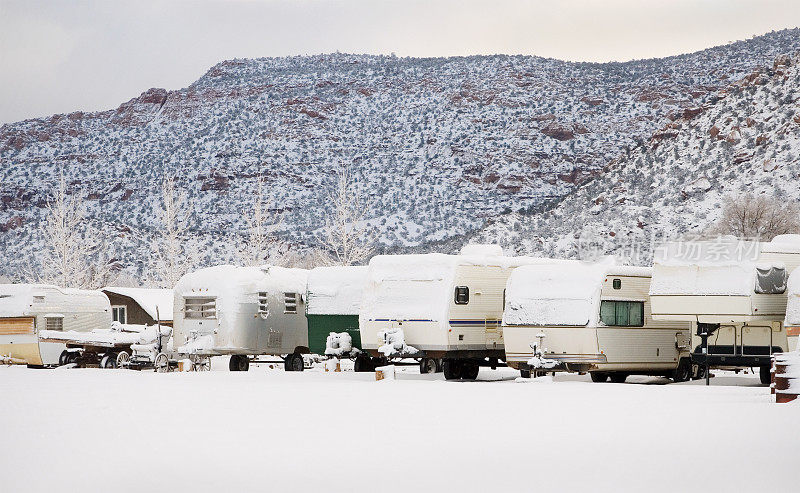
[360,245,568,379]
[650,236,800,383]
[502,262,693,382]
[0,284,111,366]
[172,265,310,371]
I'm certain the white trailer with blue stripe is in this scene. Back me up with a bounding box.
[359,245,570,379]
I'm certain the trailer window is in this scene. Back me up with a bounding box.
[599,301,644,327]
[45,317,63,331]
[258,292,269,314]
[284,293,298,314]
[755,265,787,294]
[612,279,621,290]
[184,297,217,319]
[454,286,469,305]
[112,306,127,324]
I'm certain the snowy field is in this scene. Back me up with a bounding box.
[1,361,797,493]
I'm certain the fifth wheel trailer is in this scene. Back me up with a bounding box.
[0,284,111,366]
[172,265,310,371]
[502,262,693,383]
[650,236,800,383]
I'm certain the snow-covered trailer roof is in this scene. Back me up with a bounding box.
[650,237,798,297]
[174,265,309,318]
[306,266,368,316]
[0,284,109,318]
[503,261,651,326]
[102,287,174,322]
[361,252,570,323]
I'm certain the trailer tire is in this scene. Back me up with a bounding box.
[609,373,628,383]
[229,355,249,372]
[671,358,691,383]
[442,359,463,380]
[461,362,479,380]
[520,369,531,379]
[590,372,608,383]
[285,353,304,372]
[100,353,117,369]
[58,350,69,366]
[759,365,771,385]
[354,355,372,373]
[419,358,438,374]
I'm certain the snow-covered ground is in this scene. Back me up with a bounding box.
[0,362,796,492]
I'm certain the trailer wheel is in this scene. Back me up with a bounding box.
[154,353,170,373]
[590,372,608,382]
[442,359,463,380]
[58,350,69,366]
[461,362,479,380]
[353,355,371,372]
[759,365,771,385]
[116,351,130,368]
[609,373,627,383]
[520,369,531,379]
[229,355,249,372]
[63,351,80,366]
[285,353,304,372]
[100,353,117,369]
[671,359,691,383]
[419,358,438,374]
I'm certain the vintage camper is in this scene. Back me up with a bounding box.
[305,266,369,362]
[502,262,693,382]
[650,236,800,384]
[0,284,111,366]
[360,245,568,379]
[172,265,310,371]
[784,269,800,352]
[102,287,174,326]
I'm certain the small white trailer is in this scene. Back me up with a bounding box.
[0,284,111,366]
[360,245,570,379]
[650,236,800,383]
[502,261,693,382]
[172,265,310,371]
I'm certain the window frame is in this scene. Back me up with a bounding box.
[111,305,127,324]
[184,297,217,320]
[454,286,470,305]
[45,316,64,331]
[599,300,644,327]
[284,292,299,314]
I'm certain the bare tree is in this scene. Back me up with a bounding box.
[708,193,800,240]
[317,165,376,266]
[36,173,115,288]
[237,177,284,266]
[148,177,193,288]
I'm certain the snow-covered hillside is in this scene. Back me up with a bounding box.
[478,53,800,264]
[2,30,800,278]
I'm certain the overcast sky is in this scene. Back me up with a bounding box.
[2,0,800,124]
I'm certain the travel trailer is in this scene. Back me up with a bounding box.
[305,266,369,364]
[650,236,800,384]
[172,265,310,371]
[0,284,111,366]
[784,269,800,352]
[360,245,568,379]
[502,262,693,382]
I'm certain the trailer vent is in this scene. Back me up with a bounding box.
[258,292,269,314]
[184,297,217,319]
[284,293,298,314]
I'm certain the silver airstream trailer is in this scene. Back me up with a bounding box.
[172,265,310,371]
